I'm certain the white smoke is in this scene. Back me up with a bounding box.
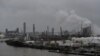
[92,24,100,35]
[55,10,92,31]
[55,10,69,25]
[55,10,100,35]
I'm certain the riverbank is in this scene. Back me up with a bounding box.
[0,43,82,56]
[5,39,100,56]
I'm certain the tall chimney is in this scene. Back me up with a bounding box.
[23,22,26,34]
[60,26,63,37]
[33,24,35,35]
[5,28,8,33]
[46,26,49,35]
[16,28,19,33]
[52,27,54,36]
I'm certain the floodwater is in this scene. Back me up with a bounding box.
[0,42,83,56]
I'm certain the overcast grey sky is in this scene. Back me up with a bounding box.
[0,0,100,34]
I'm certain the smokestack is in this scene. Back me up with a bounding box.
[5,28,8,33]
[80,22,83,37]
[60,26,63,37]
[33,24,35,35]
[23,22,26,34]
[46,26,49,35]
[52,27,54,36]
[16,28,19,33]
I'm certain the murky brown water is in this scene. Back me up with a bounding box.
[0,42,83,56]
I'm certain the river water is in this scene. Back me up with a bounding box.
[0,42,83,56]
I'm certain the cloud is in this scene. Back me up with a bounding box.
[0,0,100,33]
